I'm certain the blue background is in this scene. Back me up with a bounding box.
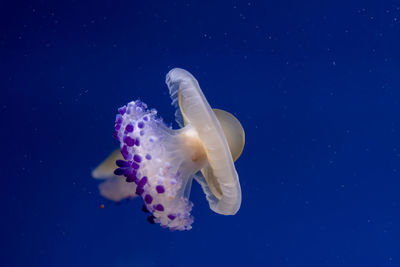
[2,0,400,266]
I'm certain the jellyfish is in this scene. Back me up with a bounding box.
[92,68,245,231]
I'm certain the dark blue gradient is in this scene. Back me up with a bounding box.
[2,1,400,266]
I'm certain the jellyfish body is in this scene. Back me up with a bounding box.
[112,100,208,230]
[92,68,245,231]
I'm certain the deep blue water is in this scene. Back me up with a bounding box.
[2,1,400,266]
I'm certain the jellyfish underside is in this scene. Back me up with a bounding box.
[93,68,244,231]
[93,104,243,230]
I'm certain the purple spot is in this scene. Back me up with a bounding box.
[135,187,144,195]
[126,177,135,183]
[145,154,152,160]
[143,116,148,121]
[135,138,140,146]
[147,215,155,224]
[133,155,142,163]
[156,185,165,194]
[124,136,135,147]
[115,114,123,124]
[138,176,148,188]
[118,106,126,115]
[115,123,121,130]
[154,204,164,211]
[130,169,137,176]
[144,194,153,204]
[125,124,134,133]
[142,204,150,213]
[126,171,137,183]
[121,145,129,159]
[131,162,140,170]
[168,214,176,220]
[116,160,130,167]
[138,121,144,129]
[114,168,126,176]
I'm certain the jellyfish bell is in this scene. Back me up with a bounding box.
[92,68,245,230]
[167,68,244,215]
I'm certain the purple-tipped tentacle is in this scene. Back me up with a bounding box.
[113,100,194,231]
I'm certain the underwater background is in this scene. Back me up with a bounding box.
[2,0,400,266]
